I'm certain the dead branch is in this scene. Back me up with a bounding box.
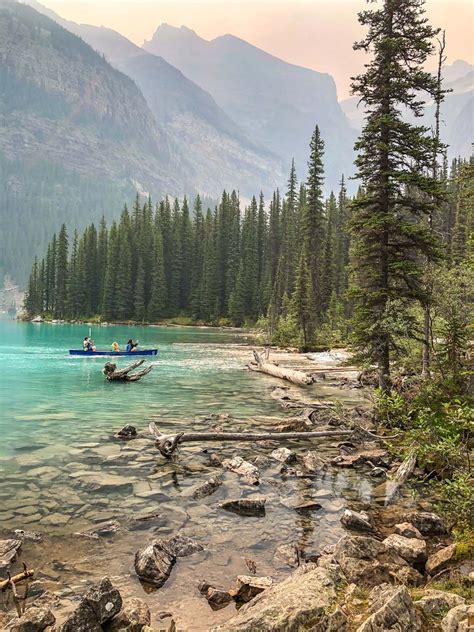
[0,568,34,592]
[149,421,353,458]
[102,359,153,382]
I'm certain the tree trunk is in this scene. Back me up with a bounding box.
[248,350,314,386]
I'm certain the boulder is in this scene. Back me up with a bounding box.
[382,534,427,566]
[9,606,55,632]
[357,585,421,631]
[201,585,233,611]
[134,541,175,588]
[270,447,296,464]
[220,497,266,517]
[191,476,223,499]
[0,538,22,569]
[403,512,447,535]
[59,577,122,632]
[331,535,423,587]
[211,566,340,631]
[230,575,273,605]
[393,522,423,539]
[426,544,457,576]
[105,597,151,631]
[415,590,465,618]
[115,425,138,439]
[441,604,473,632]
[222,456,260,485]
[341,509,373,533]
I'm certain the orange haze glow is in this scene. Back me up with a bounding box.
[41,0,474,99]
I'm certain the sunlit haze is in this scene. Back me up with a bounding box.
[41,0,474,99]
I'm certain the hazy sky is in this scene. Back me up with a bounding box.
[42,0,474,99]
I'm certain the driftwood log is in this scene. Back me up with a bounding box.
[102,359,153,382]
[149,421,353,458]
[248,349,314,386]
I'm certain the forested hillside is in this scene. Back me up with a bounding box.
[0,1,179,283]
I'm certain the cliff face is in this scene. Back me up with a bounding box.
[144,24,357,190]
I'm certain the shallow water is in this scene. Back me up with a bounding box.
[0,317,417,629]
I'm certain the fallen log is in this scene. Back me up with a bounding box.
[248,350,313,386]
[0,567,34,591]
[102,359,153,382]
[149,422,353,458]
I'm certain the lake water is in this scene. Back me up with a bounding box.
[0,316,418,629]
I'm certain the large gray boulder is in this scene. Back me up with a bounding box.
[382,534,427,566]
[329,535,423,587]
[211,566,346,631]
[105,597,151,631]
[403,512,447,535]
[59,577,122,632]
[426,543,457,575]
[9,606,55,632]
[357,585,421,631]
[134,541,175,588]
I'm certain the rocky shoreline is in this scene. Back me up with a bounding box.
[1,349,472,631]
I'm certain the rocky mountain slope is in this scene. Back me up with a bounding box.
[0,1,179,282]
[144,24,357,190]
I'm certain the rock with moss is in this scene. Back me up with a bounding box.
[356,585,421,631]
[415,589,465,619]
[441,604,473,631]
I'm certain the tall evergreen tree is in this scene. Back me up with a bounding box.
[350,0,441,391]
[54,224,68,318]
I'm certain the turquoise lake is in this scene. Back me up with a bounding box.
[0,316,418,629]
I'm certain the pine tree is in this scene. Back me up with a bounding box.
[350,0,442,391]
[148,224,167,320]
[54,224,68,318]
[291,254,313,349]
[97,217,108,314]
[25,257,40,315]
[304,125,326,320]
[102,222,119,320]
[66,231,80,318]
[179,196,193,309]
[190,195,205,317]
[115,208,133,320]
[321,192,337,311]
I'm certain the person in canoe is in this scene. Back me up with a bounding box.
[83,336,93,352]
[111,341,120,352]
[126,339,138,352]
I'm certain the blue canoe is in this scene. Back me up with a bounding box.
[69,349,158,357]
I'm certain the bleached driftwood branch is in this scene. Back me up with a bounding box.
[248,349,314,386]
[149,421,353,458]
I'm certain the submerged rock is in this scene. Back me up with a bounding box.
[274,543,300,568]
[220,497,266,517]
[0,538,22,570]
[191,476,223,499]
[165,535,203,558]
[300,451,324,473]
[211,566,341,631]
[270,447,296,464]
[9,606,55,632]
[105,597,151,631]
[59,577,122,632]
[280,497,322,512]
[357,585,420,631]
[70,471,134,493]
[341,509,373,533]
[222,456,260,485]
[134,541,176,588]
[426,543,457,575]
